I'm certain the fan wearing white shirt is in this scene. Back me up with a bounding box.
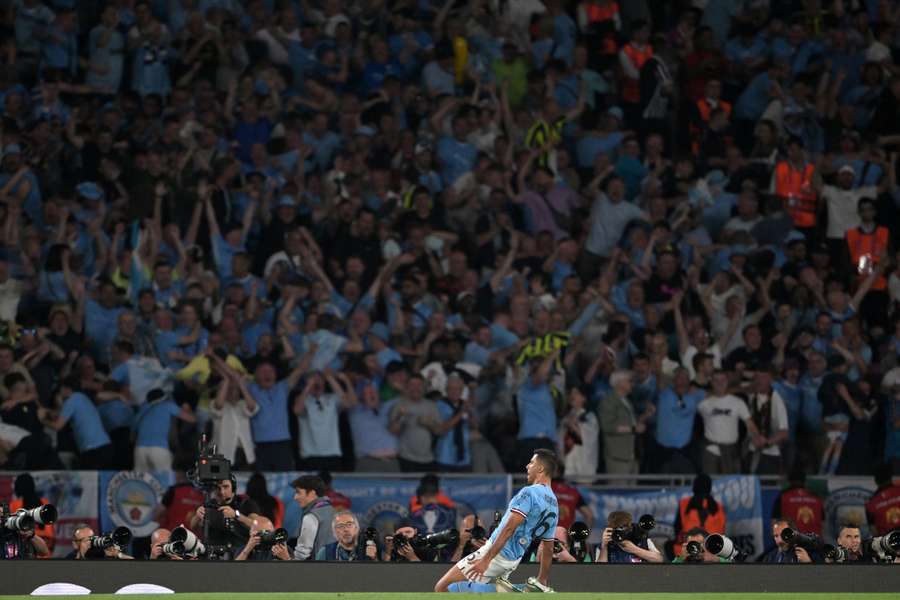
[208,355,259,468]
[697,371,765,474]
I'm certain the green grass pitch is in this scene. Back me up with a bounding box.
[12,594,900,600]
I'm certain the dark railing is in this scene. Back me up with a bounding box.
[1,561,899,595]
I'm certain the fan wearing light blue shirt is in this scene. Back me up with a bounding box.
[515,349,560,470]
[39,378,113,469]
[132,388,197,472]
[434,449,560,593]
[205,194,256,280]
[293,370,356,472]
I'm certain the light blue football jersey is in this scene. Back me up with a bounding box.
[489,483,559,561]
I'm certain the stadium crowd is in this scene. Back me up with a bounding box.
[0,0,898,481]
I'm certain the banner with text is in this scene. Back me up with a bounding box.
[579,475,765,560]
[0,471,99,558]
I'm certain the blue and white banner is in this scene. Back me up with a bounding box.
[99,471,175,538]
[579,475,765,559]
[99,471,511,540]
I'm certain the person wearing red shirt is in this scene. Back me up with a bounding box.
[550,478,594,531]
[771,470,824,536]
[866,463,900,536]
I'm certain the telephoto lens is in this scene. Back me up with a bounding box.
[866,530,900,558]
[2,512,34,532]
[780,527,822,551]
[422,528,459,548]
[637,514,656,532]
[705,533,741,561]
[568,521,590,542]
[171,526,205,556]
[686,540,703,556]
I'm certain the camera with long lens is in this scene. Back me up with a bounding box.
[256,528,288,548]
[421,528,459,549]
[3,505,58,531]
[863,530,900,561]
[169,526,205,557]
[364,527,378,542]
[823,544,848,563]
[612,514,655,545]
[781,527,823,552]
[90,526,132,550]
[568,521,590,562]
[705,533,743,562]
[685,540,704,563]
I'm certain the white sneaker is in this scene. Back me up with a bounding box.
[525,577,555,593]
[494,577,523,593]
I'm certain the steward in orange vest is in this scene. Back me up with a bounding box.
[619,20,653,105]
[691,79,731,154]
[673,475,726,555]
[773,138,817,229]
[846,198,890,291]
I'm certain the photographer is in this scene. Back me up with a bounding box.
[595,511,664,563]
[759,519,822,563]
[829,524,864,563]
[188,476,260,555]
[149,528,183,560]
[235,517,291,561]
[672,528,720,563]
[450,514,487,562]
[0,504,50,559]
[315,510,378,561]
[65,524,133,560]
[383,519,426,562]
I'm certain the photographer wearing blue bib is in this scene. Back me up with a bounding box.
[315,510,378,561]
[595,511,664,563]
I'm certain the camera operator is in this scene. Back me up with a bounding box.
[66,524,133,560]
[759,519,821,563]
[450,514,487,562]
[0,504,50,559]
[595,511,664,563]
[672,528,720,563]
[235,517,291,561]
[828,524,864,563]
[188,476,260,555]
[315,510,378,561]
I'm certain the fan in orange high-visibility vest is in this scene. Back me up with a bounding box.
[771,137,817,237]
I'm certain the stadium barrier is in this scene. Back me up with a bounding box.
[2,561,900,594]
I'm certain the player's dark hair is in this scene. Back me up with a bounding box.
[534,448,559,478]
